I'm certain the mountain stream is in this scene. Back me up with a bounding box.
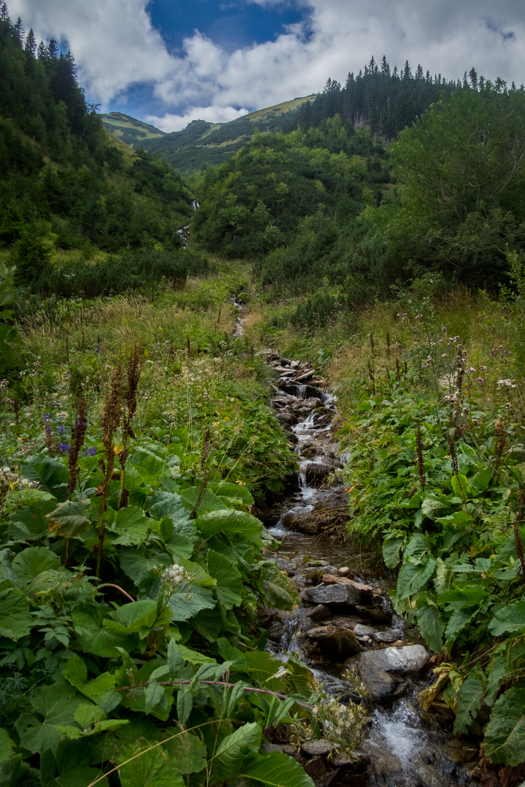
[231,299,479,787]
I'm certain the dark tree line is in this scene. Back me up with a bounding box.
[296,56,520,140]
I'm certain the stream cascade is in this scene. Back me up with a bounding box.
[230,299,480,787]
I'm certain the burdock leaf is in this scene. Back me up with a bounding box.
[47,500,92,540]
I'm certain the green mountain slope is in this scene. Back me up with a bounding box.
[101,111,165,147]
[104,95,316,174]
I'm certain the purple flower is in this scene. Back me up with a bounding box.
[60,443,70,453]
[84,447,97,457]
[58,425,65,434]
[43,413,50,423]
[45,425,51,437]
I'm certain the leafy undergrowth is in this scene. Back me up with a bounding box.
[0,265,367,785]
[330,266,525,773]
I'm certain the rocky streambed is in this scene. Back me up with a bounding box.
[258,352,479,787]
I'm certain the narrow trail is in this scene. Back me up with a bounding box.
[231,298,478,787]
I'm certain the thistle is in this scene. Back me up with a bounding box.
[446,432,459,476]
[367,361,376,396]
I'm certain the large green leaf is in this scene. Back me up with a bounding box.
[0,581,35,640]
[0,729,14,765]
[46,500,92,540]
[120,548,172,585]
[22,456,69,502]
[416,602,444,652]
[484,687,525,765]
[453,675,484,735]
[213,722,262,780]
[208,550,243,609]
[445,606,478,645]
[112,506,155,547]
[160,518,196,561]
[8,500,56,542]
[194,509,262,539]
[0,756,41,786]
[164,729,207,774]
[470,466,494,493]
[11,547,61,585]
[117,742,184,787]
[149,492,187,520]
[397,556,437,599]
[256,562,299,611]
[237,751,314,787]
[15,684,84,754]
[210,482,254,507]
[63,656,116,704]
[105,599,159,635]
[181,487,229,514]
[451,473,470,499]
[489,600,525,636]
[40,740,109,787]
[168,585,216,622]
[72,607,136,657]
[382,537,403,568]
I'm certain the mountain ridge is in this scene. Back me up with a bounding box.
[101,94,316,174]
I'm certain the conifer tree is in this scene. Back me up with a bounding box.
[24,28,36,57]
[14,16,24,45]
[0,2,9,22]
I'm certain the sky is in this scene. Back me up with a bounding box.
[7,0,525,133]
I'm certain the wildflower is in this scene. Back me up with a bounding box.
[60,443,70,453]
[497,379,516,388]
[43,413,50,423]
[466,367,476,373]
[58,425,65,434]
[441,353,447,357]
[476,377,485,384]
[162,563,193,586]
[84,446,97,457]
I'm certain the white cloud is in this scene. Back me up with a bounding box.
[146,105,250,133]
[8,0,525,132]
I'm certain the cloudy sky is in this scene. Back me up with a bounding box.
[8,0,525,132]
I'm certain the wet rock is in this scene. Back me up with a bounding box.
[267,620,286,642]
[355,604,393,624]
[301,740,334,757]
[275,409,297,426]
[374,630,401,644]
[325,615,366,630]
[302,582,362,607]
[339,567,351,576]
[332,750,370,771]
[346,645,430,701]
[305,625,362,658]
[275,557,297,576]
[353,623,377,639]
[305,462,334,486]
[262,743,298,756]
[322,576,374,604]
[306,604,332,623]
[282,510,320,535]
[304,566,339,582]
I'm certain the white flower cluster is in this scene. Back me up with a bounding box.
[161,563,192,586]
[0,467,39,490]
[497,379,516,389]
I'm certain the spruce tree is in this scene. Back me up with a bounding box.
[24,28,36,57]
[0,2,9,22]
[14,16,24,45]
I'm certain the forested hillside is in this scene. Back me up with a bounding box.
[0,3,198,298]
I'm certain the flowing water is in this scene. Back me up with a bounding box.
[231,299,478,785]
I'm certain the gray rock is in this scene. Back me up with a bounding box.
[302,583,362,607]
[306,604,332,623]
[355,604,393,624]
[374,630,402,644]
[305,625,362,658]
[353,623,377,638]
[275,410,297,426]
[332,750,370,770]
[301,740,334,757]
[346,645,430,701]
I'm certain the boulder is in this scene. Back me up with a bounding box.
[275,409,297,426]
[322,576,374,604]
[305,462,334,486]
[282,510,320,535]
[305,625,362,658]
[301,740,334,757]
[353,623,377,639]
[302,582,362,607]
[355,603,393,624]
[346,645,430,701]
[306,604,332,623]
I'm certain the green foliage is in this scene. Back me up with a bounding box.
[334,283,525,767]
